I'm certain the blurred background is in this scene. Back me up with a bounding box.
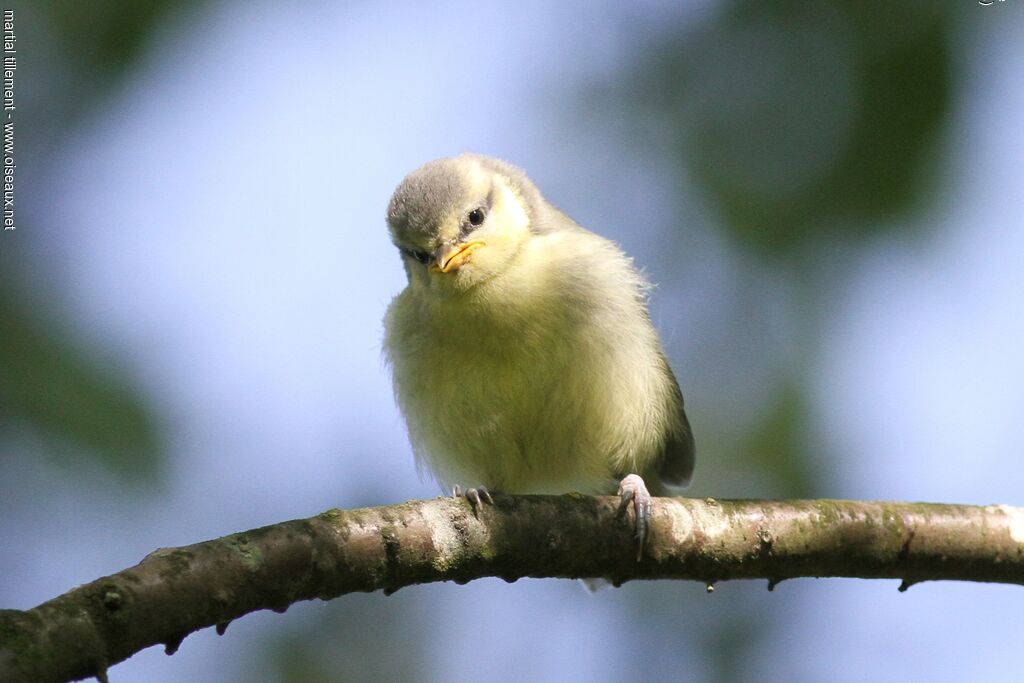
[2,0,1023,681]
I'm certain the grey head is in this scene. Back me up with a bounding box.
[385,154,551,266]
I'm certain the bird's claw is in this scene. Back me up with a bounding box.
[453,485,494,518]
[617,474,652,561]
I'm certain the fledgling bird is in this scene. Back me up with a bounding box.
[383,153,694,558]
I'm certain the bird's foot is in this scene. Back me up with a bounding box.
[452,485,494,518]
[617,474,652,561]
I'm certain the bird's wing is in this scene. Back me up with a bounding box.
[656,357,696,488]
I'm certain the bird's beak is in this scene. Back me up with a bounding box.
[430,240,486,274]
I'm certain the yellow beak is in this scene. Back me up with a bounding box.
[431,240,486,273]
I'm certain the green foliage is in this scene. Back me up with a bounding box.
[622,0,952,253]
[741,380,815,498]
[0,0,183,478]
[41,0,195,72]
[0,278,160,479]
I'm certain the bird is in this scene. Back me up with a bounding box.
[382,153,694,560]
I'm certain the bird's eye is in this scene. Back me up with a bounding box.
[402,247,432,265]
[468,208,486,226]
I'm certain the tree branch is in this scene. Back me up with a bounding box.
[3,495,1024,682]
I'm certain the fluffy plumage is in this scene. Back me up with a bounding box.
[383,153,694,499]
